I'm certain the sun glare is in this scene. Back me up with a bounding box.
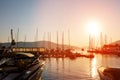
[87,21,100,36]
[91,57,97,78]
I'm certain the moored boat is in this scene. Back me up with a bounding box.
[98,66,120,80]
[0,52,45,80]
[0,29,45,80]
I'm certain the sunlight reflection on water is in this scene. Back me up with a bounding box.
[91,57,97,78]
[41,54,120,80]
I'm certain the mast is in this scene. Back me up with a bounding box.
[89,34,91,49]
[8,36,10,43]
[110,37,112,44]
[35,28,38,41]
[56,31,59,50]
[35,28,38,47]
[68,29,70,49]
[43,32,46,47]
[89,34,95,49]
[16,28,19,48]
[62,31,64,50]
[11,29,13,42]
[105,34,107,45]
[10,29,15,47]
[50,32,51,49]
[47,32,51,49]
[91,35,93,49]
[23,35,26,47]
[89,34,92,49]
[100,32,103,48]
[47,32,49,49]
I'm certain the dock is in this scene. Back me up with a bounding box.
[12,47,94,59]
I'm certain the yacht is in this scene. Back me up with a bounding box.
[0,29,45,80]
[0,52,45,80]
[98,66,120,80]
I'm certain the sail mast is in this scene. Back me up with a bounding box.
[43,32,46,47]
[56,31,59,50]
[50,32,51,49]
[68,29,70,49]
[16,28,19,47]
[100,32,103,48]
[47,32,50,49]
[89,34,91,49]
[105,34,107,45]
[35,28,38,47]
[23,35,26,47]
[62,31,64,50]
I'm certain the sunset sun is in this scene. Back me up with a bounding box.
[86,21,100,36]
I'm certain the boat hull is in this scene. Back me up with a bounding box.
[27,62,45,80]
[98,67,120,80]
[0,61,45,80]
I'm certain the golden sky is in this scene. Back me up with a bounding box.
[0,0,120,47]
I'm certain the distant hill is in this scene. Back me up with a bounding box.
[0,41,80,50]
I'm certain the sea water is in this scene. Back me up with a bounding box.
[41,54,120,80]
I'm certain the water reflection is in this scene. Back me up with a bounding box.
[91,57,97,78]
[89,57,98,79]
[56,58,59,72]
[41,54,120,80]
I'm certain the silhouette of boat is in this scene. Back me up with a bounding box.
[0,52,45,80]
[0,29,45,80]
[98,66,120,80]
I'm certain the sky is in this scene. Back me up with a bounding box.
[0,0,120,47]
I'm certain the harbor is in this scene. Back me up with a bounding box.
[0,27,120,80]
[1,0,120,80]
[0,26,120,80]
[1,38,120,80]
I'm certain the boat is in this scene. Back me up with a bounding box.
[0,52,45,80]
[98,66,120,80]
[0,29,45,80]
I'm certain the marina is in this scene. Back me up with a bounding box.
[1,0,120,80]
[0,28,120,80]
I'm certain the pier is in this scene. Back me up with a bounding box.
[12,47,94,58]
[13,47,46,53]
